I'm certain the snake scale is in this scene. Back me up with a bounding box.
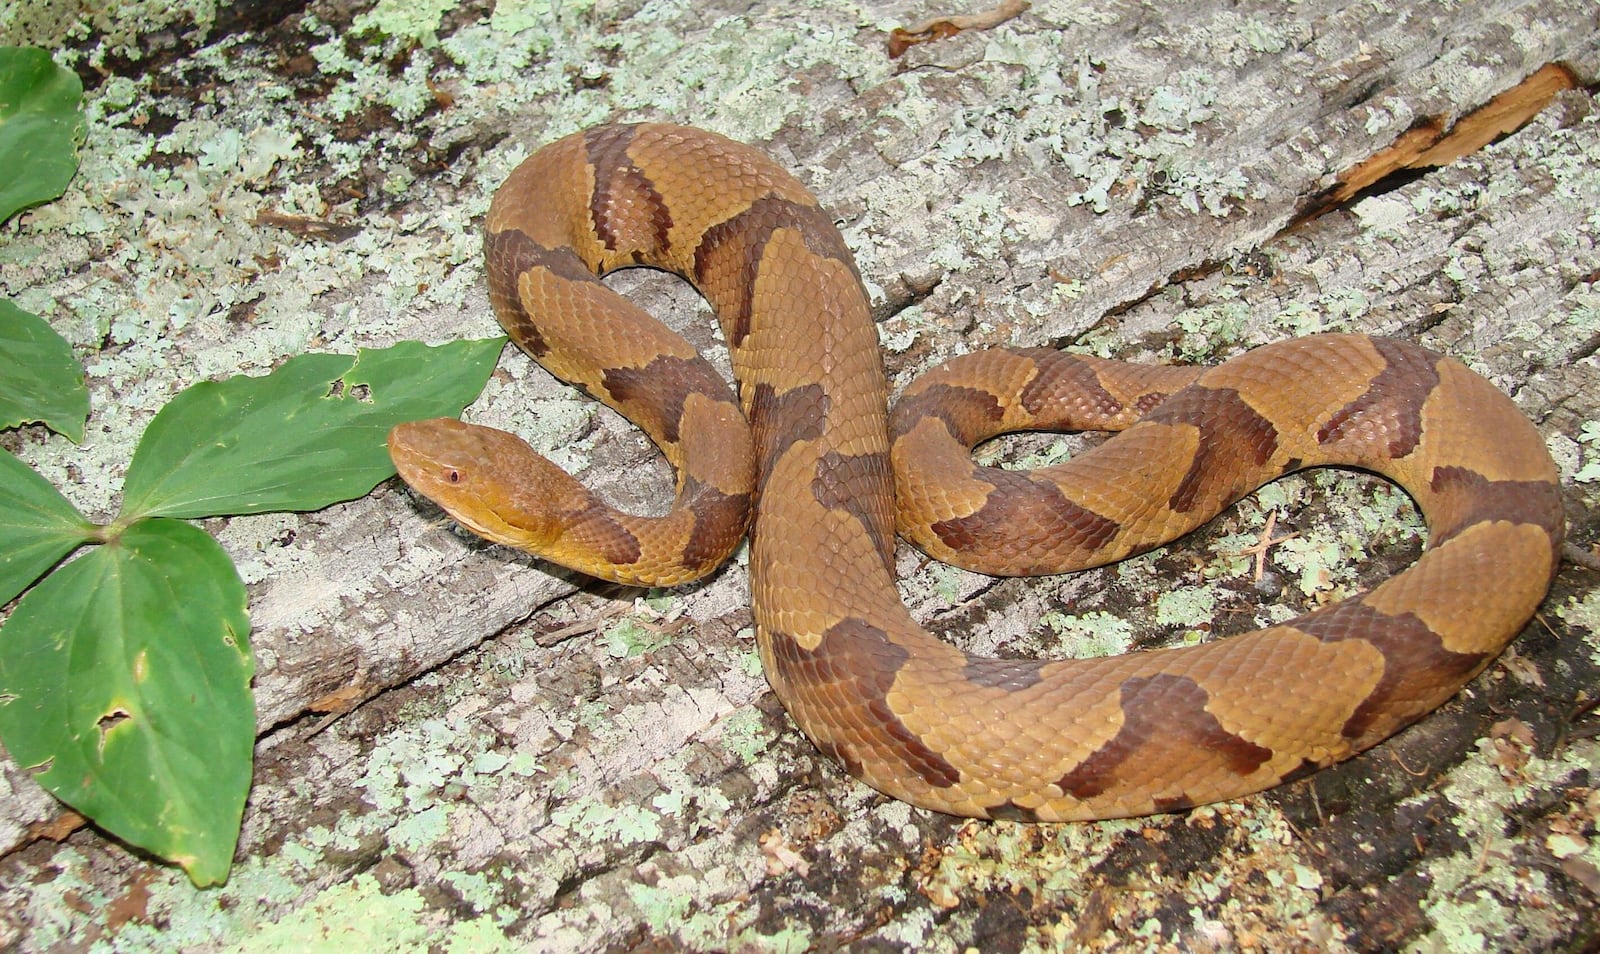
[389,123,1564,820]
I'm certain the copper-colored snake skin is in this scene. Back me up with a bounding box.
[389,123,1564,820]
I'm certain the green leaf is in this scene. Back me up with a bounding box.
[0,448,96,606]
[0,47,85,226]
[0,518,253,886]
[0,300,90,442]
[117,337,506,521]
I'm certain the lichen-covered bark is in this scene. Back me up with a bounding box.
[1,0,1597,950]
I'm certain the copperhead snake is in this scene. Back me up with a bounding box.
[388,123,1565,820]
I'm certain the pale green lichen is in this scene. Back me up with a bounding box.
[844,38,1263,339]
[7,848,109,950]
[1564,292,1600,339]
[876,302,930,355]
[925,192,1009,272]
[1554,587,1600,667]
[1155,586,1218,629]
[919,804,1340,949]
[392,803,455,854]
[346,702,526,874]
[1260,472,1420,599]
[974,434,1076,470]
[489,0,600,36]
[1207,528,1267,580]
[3,0,220,68]
[1315,287,1372,330]
[1040,609,1135,658]
[602,616,675,658]
[1406,737,1600,951]
[212,873,511,952]
[1174,300,1252,357]
[716,706,774,764]
[624,877,813,952]
[625,880,692,936]
[574,698,612,734]
[919,820,1134,911]
[915,561,967,603]
[1052,276,1087,303]
[442,916,524,954]
[1528,111,1600,205]
[549,798,663,845]
[351,0,460,46]
[1271,288,1358,337]
[38,844,319,950]
[737,641,764,679]
[914,54,1252,219]
[1574,421,1600,483]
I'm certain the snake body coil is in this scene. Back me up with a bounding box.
[389,124,1564,820]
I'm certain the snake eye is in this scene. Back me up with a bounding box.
[447,469,461,483]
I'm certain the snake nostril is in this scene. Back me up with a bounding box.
[448,469,461,483]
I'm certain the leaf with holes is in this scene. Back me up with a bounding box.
[0,46,85,225]
[0,518,253,886]
[0,300,89,442]
[117,337,505,520]
[0,448,96,606]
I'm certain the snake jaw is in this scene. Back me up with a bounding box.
[388,418,567,552]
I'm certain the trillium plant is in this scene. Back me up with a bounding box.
[0,46,503,886]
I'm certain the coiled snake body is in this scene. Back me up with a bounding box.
[389,124,1564,820]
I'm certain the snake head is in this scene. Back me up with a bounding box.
[388,418,583,553]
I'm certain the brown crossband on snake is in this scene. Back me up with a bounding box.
[388,123,1564,821]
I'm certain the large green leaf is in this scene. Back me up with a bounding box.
[0,46,85,225]
[0,300,89,442]
[117,337,506,520]
[0,518,253,887]
[0,448,96,606]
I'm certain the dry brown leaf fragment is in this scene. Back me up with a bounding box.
[1319,62,1578,209]
[1491,716,1535,748]
[758,828,811,876]
[254,210,361,242]
[26,809,86,843]
[104,870,157,932]
[1499,647,1545,688]
[1489,716,1535,778]
[309,682,366,714]
[1563,856,1600,895]
[888,0,1030,58]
